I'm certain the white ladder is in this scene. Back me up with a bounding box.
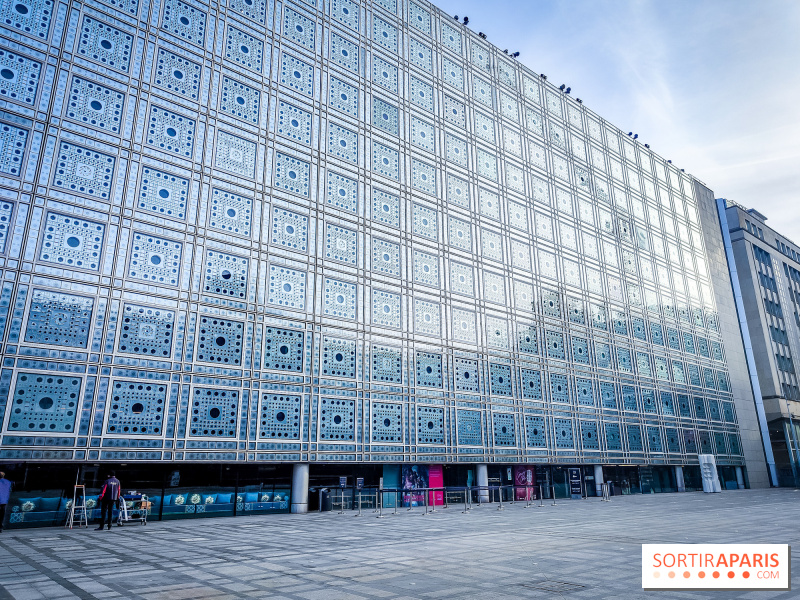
[66,484,88,529]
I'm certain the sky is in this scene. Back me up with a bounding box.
[434,0,800,241]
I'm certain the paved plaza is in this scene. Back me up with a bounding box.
[0,489,798,600]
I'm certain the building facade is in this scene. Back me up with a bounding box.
[719,200,800,486]
[0,0,771,522]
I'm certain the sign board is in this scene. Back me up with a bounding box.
[339,476,347,489]
[356,477,364,490]
[568,468,582,498]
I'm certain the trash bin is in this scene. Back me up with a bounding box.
[319,488,332,512]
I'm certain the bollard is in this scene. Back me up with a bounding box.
[537,485,544,508]
[338,489,345,515]
[551,485,557,506]
[394,490,398,515]
[354,492,362,517]
[497,485,504,511]
[423,488,428,516]
[377,490,385,519]
[463,488,469,513]
[430,488,436,514]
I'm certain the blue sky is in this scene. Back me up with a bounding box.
[434,0,800,241]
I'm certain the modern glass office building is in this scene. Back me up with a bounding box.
[0,0,772,524]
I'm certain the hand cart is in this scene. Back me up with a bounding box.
[117,493,149,526]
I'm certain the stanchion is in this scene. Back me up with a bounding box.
[394,490,399,515]
[497,485,504,511]
[551,485,557,506]
[422,488,428,516]
[462,488,469,513]
[354,492,362,517]
[377,490,385,519]
[537,485,544,508]
[430,488,436,513]
[338,488,345,515]
[372,490,379,513]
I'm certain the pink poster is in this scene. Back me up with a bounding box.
[513,465,536,501]
[428,465,444,506]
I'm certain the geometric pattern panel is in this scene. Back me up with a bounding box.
[417,405,444,445]
[195,317,244,365]
[203,250,248,299]
[77,17,132,73]
[219,76,260,124]
[321,335,356,378]
[24,289,93,349]
[155,48,201,100]
[371,344,401,384]
[580,421,600,450]
[267,265,306,310]
[492,412,515,446]
[147,106,195,158]
[271,207,309,252]
[209,189,252,236]
[318,397,355,441]
[553,418,574,449]
[0,49,41,103]
[371,238,400,276]
[326,171,358,212]
[7,372,82,432]
[53,142,115,200]
[66,77,124,133]
[128,233,182,286]
[162,0,205,45]
[489,363,512,397]
[371,402,401,442]
[39,212,105,271]
[453,357,479,393]
[0,0,54,40]
[415,351,442,388]
[259,394,301,439]
[215,131,256,178]
[277,101,312,145]
[0,123,27,176]
[138,167,189,219]
[189,388,238,437]
[262,326,304,372]
[117,304,175,358]
[371,289,400,329]
[324,223,357,265]
[457,409,481,446]
[106,380,167,435]
[525,415,546,447]
[225,26,263,73]
[322,277,356,320]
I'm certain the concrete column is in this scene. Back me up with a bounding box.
[735,466,745,489]
[476,464,489,503]
[593,465,604,496]
[291,463,309,514]
[675,466,686,492]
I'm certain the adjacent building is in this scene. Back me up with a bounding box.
[0,0,773,524]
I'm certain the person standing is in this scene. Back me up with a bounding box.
[95,472,121,531]
[0,471,12,533]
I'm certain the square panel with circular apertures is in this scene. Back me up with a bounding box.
[470,43,490,72]
[196,317,243,365]
[621,385,637,411]
[493,413,516,446]
[39,212,105,271]
[550,373,569,403]
[600,381,617,409]
[324,223,357,265]
[0,0,54,39]
[553,418,574,449]
[0,123,27,176]
[372,97,399,136]
[411,159,436,195]
[8,372,81,432]
[280,52,314,96]
[409,38,432,71]
[448,216,471,251]
[271,207,308,252]
[24,289,92,348]
[262,326,304,372]
[472,76,493,109]
[483,272,506,305]
[416,351,442,388]
[229,0,266,24]
[474,112,495,144]
[654,356,669,380]
[277,101,312,145]
[677,393,692,418]
[118,303,174,358]
[128,232,182,286]
[329,76,358,116]
[220,76,260,124]
[372,290,400,328]
[327,122,358,163]
[326,170,358,212]
[371,238,400,276]
[518,325,538,355]
[500,92,518,122]
[506,161,525,190]
[526,108,544,136]
[77,17,131,73]
[371,344,401,383]
[319,397,355,440]
[443,95,466,127]
[515,282,536,310]
[106,380,166,435]
[445,134,467,167]
[604,423,622,451]
[408,1,429,33]
[568,297,585,324]
[138,167,188,219]
[330,32,358,73]
[189,388,237,437]
[412,204,437,239]
[371,402,401,442]
[594,342,611,368]
[215,131,256,178]
[0,200,12,251]
[66,77,123,133]
[411,116,435,152]
[410,76,433,111]
[372,15,397,51]
[375,0,397,14]
[331,0,358,30]
[617,348,633,373]
[626,424,643,451]
[581,421,600,450]
[576,378,595,406]
[453,357,479,393]
[457,409,481,445]
[413,299,440,336]
[481,228,502,260]
[147,106,194,158]
[640,388,657,413]
[545,330,565,360]
[371,141,399,180]
[275,152,310,197]
[283,6,314,50]
[203,250,247,298]
[441,22,461,53]
[372,55,398,92]
[703,367,716,389]
[53,142,115,200]
[682,429,697,453]
[225,26,263,73]
[490,363,512,397]
[525,415,546,447]
[260,394,301,439]
[154,48,201,99]
[476,149,498,181]
[728,433,740,455]
[571,336,589,365]
[413,250,438,286]
[711,341,724,362]
[322,277,356,320]
[209,188,251,236]
[417,406,444,444]
[447,173,469,208]
[162,0,205,46]
[268,265,306,310]
[722,401,735,423]
[320,335,356,379]
[452,308,476,344]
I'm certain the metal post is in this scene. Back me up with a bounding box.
[463,488,469,513]
[355,492,362,517]
[430,488,435,513]
[497,485,504,511]
[377,490,385,519]
[423,488,428,516]
[551,485,557,506]
[394,490,398,515]
[338,488,344,515]
[537,485,544,507]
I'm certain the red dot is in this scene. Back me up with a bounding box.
[712,571,720,579]
[743,572,750,579]
[683,571,691,579]
[728,571,735,579]
[698,571,706,579]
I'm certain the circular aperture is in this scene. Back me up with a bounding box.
[209,407,220,418]
[215,336,226,346]
[291,118,299,127]
[427,421,434,430]
[276,411,286,421]
[38,397,54,410]
[333,415,342,424]
[14,3,29,14]
[335,352,343,362]
[179,16,190,25]
[90,100,103,111]
[150,254,162,265]
[236,96,245,105]
[283,282,292,292]
[226,208,237,218]
[100,39,112,50]
[285,224,295,235]
[166,127,177,137]
[131,402,144,414]
[221,269,232,280]
[279,345,289,355]
[158,188,170,199]
[336,294,345,304]
[383,418,391,427]
[66,236,80,248]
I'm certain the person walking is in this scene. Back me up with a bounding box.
[95,472,121,531]
[0,471,12,533]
